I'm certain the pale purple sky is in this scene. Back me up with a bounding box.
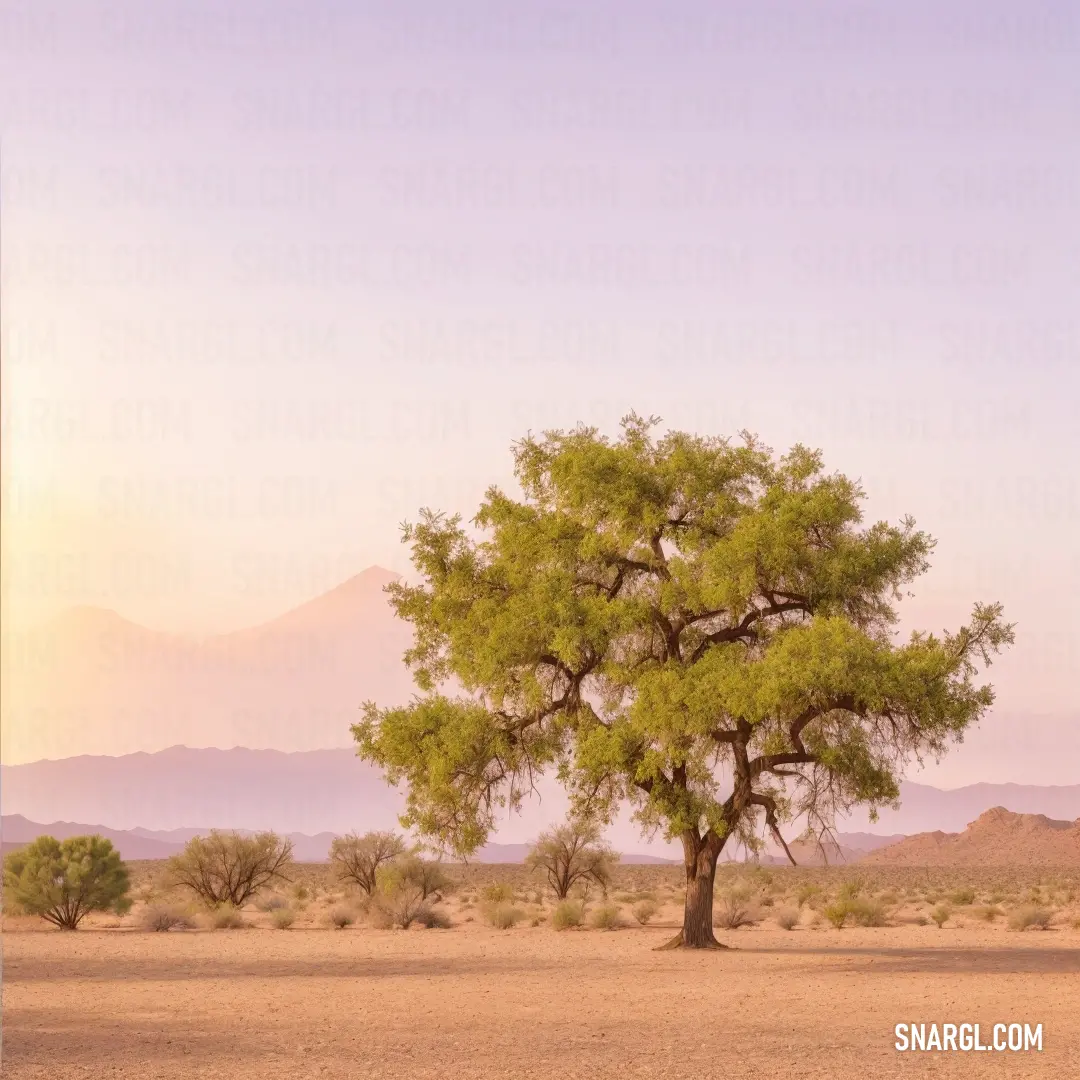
[1,2,1077,782]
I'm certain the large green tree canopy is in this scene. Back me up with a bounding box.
[355,415,1013,946]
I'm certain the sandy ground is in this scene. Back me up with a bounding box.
[3,923,1078,1080]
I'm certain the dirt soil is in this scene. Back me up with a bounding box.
[4,923,1078,1079]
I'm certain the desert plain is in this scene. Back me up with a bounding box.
[3,862,1079,1080]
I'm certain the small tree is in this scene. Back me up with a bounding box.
[525,820,618,900]
[167,831,293,908]
[3,835,131,930]
[354,415,1014,948]
[372,856,451,928]
[329,831,405,896]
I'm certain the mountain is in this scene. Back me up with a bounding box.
[0,818,676,864]
[861,807,1080,867]
[0,746,406,836]
[1,567,415,763]
[829,781,1080,835]
[1,814,184,860]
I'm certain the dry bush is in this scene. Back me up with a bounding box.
[329,832,405,896]
[775,907,800,930]
[714,885,756,929]
[140,905,193,932]
[209,904,246,929]
[823,901,849,929]
[485,903,524,929]
[271,907,296,929]
[949,887,976,906]
[930,905,951,928]
[414,905,451,929]
[327,906,356,929]
[589,903,624,930]
[257,894,289,912]
[168,831,292,908]
[481,882,514,904]
[632,899,658,925]
[551,899,585,930]
[525,820,618,900]
[979,905,1004,922]
[1008,906,1052,931]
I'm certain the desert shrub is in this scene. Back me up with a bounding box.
[714,885,755,930]
[614,892,637,904]
[589,903,624,930]
[632,899,658,925]
[257,894,289,912]
[847,899,888,927]
[327,906,356,929]
[486,903,523,929]
[1008,906,1052,931]
[525,819,618,900]
[823,901,849,929]
[292,884,309,902]
[930,905,951,928]
[414,905,451,929]
[210,904,246,929]
[168,831,292,908]
[979,905,1004,922]
[950,887,976,906]
[329,831,405,896]
[551,899,585,930]
[481,882,514,904]
[796,883,822,907]
[1070,916,1080,931]
[379,856,455,902]
[3,835,131,930]
[140,904,193,932]
[775,907,800,930]
[271,907,296,930]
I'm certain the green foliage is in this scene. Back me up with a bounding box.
[377,855,454,901]
[823,901,849,929]
[354,415,1014,895]
[525,819,618,900]
[3,835,131,930]
[167,831,293,908]
[481,882,514,904]
[551,899,585,930]
[329,832,405,896]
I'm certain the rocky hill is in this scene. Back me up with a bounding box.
[860,807,1080,867]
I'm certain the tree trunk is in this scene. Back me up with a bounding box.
[655,830,728,950]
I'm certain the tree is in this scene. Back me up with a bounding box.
[329,831,405,896]
[167,831,293,908]
[378,854,455,902]
[525,820,618,899]
[354,415,1014,948]
[3,835,131,929]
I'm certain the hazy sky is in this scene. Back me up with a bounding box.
[2,2,1077,781]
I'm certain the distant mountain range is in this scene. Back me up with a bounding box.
[0,815,675,865]
[1,567,416,763]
